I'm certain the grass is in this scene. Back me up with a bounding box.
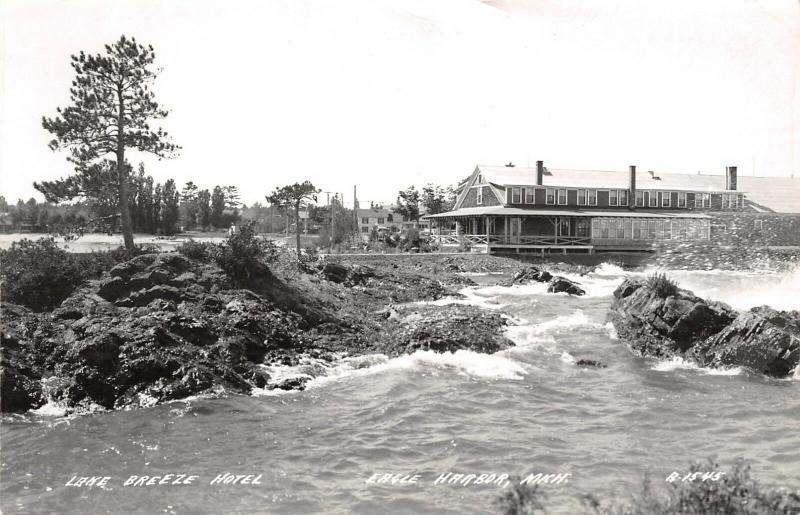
[645,272,679,298]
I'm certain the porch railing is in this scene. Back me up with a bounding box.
[434,234,591,246]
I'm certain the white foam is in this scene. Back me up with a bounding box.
[651,356,743,376]
[30,401,68,417]
[420,287,507,309]
[254,349,528,395]
[560,351,576,364]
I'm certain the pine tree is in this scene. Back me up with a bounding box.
[211,186,225,229]
[161,179,180,235]
[41,35,179,249]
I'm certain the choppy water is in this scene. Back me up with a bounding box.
[2,264,799,514]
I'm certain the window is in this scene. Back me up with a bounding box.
[754,219,763,231]
[662,191,671,207]
[632,220,641,239]
[377,217,384,224]
[559,217,570,236]
[361,217,369,224]
[695,193,702,208]
[546,188,555,205]
[649,191,658,207]
[477,187,483,205]
[588,189,597,206]
[609,190,618,206]
[557,189,567,205]
[601,219,609,238]
[511,187,521,204]
[635,191,644,207]
[619,190,628,206]
[387,214,393,222]
[702,193,710,208]
[677,192,686,208]
[578,189,587,206]
[361,226,369,233]
[524,187,534,204]
[576,219,590,237]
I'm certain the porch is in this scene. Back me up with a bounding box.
[429,213,595,254]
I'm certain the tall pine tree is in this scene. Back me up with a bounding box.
[42,35,178,249]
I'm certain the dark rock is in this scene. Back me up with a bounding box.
[115,285,186,308]
[610,277,799,378]
[381,304,514,356]
[575,359,607,368]
[97,276,128,301]
[547,276,586,296]
[0,367,45,412]
[321,263,349,283]
[270,376,310,391]
[109,254,158,280]
[506,266,552,285]
[690,307,800,377]
[129,268,173,291]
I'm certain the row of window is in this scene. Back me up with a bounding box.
[592,218,710,240]
[361,216,388,224]
[504,187,742,209]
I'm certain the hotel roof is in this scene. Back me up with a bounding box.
[474,166,800,213]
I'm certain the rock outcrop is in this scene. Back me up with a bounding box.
[1,252,514,413]
[610,278,800,377]
[505,266,586,296]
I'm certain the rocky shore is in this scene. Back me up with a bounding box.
[0,251,519,414]
[610,276,800,377]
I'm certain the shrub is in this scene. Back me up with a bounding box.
[646,272,678,298]
[583,459,800,515]
[176,239,216,262]
[214,221,278,283]
[0,238,85,311]
[494,478,547,515]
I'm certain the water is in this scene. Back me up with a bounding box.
[2,265,799,514]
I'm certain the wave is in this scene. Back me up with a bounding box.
[419,287,507,309]
[651,357,744,376]
[254,349,528,395]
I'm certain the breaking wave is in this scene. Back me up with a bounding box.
[651,357,744,376]
[254,349,528,395]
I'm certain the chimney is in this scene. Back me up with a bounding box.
[726,166,737,190]
[536,161,544,185]
[629,165,637,210]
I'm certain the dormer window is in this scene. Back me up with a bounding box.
[677,192,686,208]
[511,187,521,204]
[477,187,483,205]
[557,189,567,205]
[524,187,535,204]
[546,188,555,205]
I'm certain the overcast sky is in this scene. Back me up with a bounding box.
[1,0,798,207]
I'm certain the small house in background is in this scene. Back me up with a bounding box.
[356,207,408,240]
[0,213,14,233]
[424,162,800,253]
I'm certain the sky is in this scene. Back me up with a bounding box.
[1,0,798,207]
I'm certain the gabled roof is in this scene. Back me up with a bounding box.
[473,165,800,213]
